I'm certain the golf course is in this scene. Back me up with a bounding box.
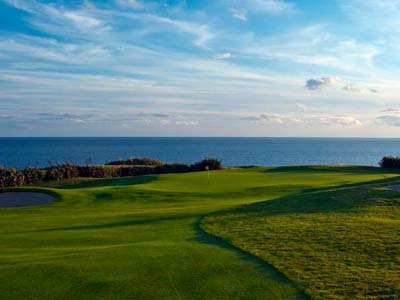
[1,166,400,300]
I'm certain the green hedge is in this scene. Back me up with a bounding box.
[45,163,79,181]
[106,157,164,166]
[0,158,222,188]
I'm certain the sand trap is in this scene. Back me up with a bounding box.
[0,192,55,207]
[386,185,400,191]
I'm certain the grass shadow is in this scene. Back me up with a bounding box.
[26,213,200,233]
[193,217,308,300]
[299,175,400,194]
[213,176,400,220]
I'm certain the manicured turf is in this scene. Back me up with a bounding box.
[202,168,400,300]
[0,166,399,300]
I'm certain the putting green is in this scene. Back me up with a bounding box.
[0,166,398,300]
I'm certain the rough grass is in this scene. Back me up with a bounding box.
[0,166,398,300]
[202,173,400,300]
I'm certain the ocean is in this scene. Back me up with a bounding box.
[0,137,399,169]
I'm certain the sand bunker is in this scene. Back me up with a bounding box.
[0,192,55,207]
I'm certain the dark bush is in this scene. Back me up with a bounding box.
[190,158,222,172]
[379,156,400,169]
[0,168,25,187]
[78,165,120,178]
[45,163,79,181]
[157,163,191,174]
[22,167,43,184]
[119,166,157,177]
[106,157,164,166]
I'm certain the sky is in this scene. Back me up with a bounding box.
[0,0,400,137]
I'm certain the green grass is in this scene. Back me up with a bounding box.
[202,169,400,300]
[0,166,399,300]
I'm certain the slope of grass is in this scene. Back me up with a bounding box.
[0,166,398,300]
[202,173,400,300]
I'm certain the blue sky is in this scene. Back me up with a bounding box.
[0,0,400,137]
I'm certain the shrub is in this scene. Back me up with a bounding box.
[190,158,222,172]
[45,163,79,181]
[78,165,120,178]
[0,168,25,187]
[0,157,223,188]
[157,163,191,174]
[379,156,400,169]
[119,166,157,177]
[22,167,43,184]
[106,157,164,166]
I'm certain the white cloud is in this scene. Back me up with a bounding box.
[140,114,200,126]
[229,8,247,21]
[63,11,102,28]
[305,77,340,90]
[317,116,362,127]
[3,0,111,33]
[214,52,232,60]
[242,113,362,127]
[251,114,284,124]
[174,120,200,126]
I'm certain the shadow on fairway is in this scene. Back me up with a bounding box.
[26,212,200,233]
[190,175,400,300]
[193,218,308,300]
[217,176,400,219]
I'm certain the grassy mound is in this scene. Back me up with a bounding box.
[202,173,400,300]
[0,166,398,300]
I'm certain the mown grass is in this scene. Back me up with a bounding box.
[202,172,400,300]
[0,166,399,300]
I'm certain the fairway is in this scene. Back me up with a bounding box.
[0,166,399,300]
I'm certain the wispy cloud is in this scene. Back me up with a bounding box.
[376,115,400,127]
[229,8,247,21]
[1,0,400,136]
[214,52,232,60]
[317,115,362,127]
[242,113,362,127]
